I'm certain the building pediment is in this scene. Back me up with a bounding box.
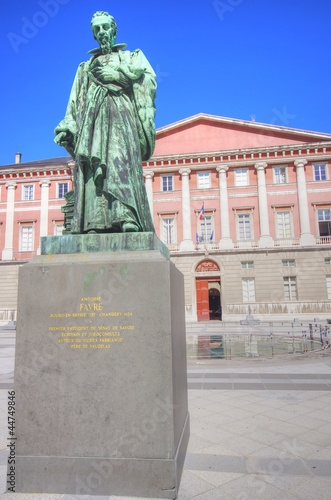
[154,113,331,156]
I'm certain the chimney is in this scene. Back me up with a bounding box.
[15,152,22,164]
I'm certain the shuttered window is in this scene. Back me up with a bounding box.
[283,277,297,300]
[242,278,255,302]
[276,211,291,238]
[162,218,175,244]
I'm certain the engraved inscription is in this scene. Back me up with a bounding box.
[48,296,135,350]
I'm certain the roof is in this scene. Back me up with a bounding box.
[156,113,331,140]
[0,156,72,169]
[154,113,331,156]
[1,114,331,167]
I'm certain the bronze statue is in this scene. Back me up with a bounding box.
[55,11,156,234]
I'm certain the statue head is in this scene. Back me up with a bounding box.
[91,11,117,53]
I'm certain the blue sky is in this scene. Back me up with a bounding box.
[1,0,331,165]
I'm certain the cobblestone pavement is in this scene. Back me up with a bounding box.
[1,326,331,499]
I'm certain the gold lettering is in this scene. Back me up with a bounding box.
[89,344,111,348]
[79,303,103,312]
[99,312,122,317]
[80,297,101,302]
[68,326,89,331]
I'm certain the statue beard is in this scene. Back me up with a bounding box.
[99,37,112,54]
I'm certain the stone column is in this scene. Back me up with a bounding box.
[40,180,51,238]
[37,180,51,255]
[179,168,194,251]
[255,162,273,247]
[2,182,17,260]
[294,159,315,245]
[216,165,233,249]
[143,170,154,218]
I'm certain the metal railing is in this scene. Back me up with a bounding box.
[186,318,330,360]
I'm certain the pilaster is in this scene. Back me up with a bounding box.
[2,182,17,261]
[216,165,233,249]
[37,180,51,255]
[294,159,315,246]
[143,170,154,218]
[179,168,194,251]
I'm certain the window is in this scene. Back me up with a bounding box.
[282,259,295,267]
[20,225,33,251]
[238,213,251,240]
[274,166,287,184]
[313,164,327,181]
[161,218,176,245]
[161,175,173,192]
[235,169,249,186]
[283,277,297,301]
[54,224,64,236]
[198,215,214,242]
[241,261,254,269]
[197,172,210,189]
[276,211,292,239]
[318,208,331,237]
[242,278,255,302]
[327,276,331,300]
[325,258,331,265]
[58,182,68,199]
[23,185,34,201]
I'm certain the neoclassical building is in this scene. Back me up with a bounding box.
[1,114,331,322]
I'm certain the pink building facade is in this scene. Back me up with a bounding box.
[1,114,331,322]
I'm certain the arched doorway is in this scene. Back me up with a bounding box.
[195,260,221,321]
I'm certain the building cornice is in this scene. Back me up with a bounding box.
[1,141,331,179]
[143,141,331,172]
[0,167,72,182]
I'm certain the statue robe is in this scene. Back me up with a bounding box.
[55,47,156,233]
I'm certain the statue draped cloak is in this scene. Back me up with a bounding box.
[55,47,156,233]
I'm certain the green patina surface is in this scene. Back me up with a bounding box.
[54,11,156,235]
[41,233,169,258]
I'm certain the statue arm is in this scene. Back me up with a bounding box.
[54,63,86,157]
[130,49,157,160]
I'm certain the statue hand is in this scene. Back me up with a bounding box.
[92,66,119,83]
[54,130,75,155]
[55,130,74,145]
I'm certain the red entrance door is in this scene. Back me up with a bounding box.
[196,279,210,321]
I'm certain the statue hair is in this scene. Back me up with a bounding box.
[90,11,118,38]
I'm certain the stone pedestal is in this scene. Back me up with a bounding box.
[11,234,189,498]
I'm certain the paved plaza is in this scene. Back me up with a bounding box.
[1,327,331,499]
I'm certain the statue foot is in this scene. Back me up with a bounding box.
[122,222,139,233]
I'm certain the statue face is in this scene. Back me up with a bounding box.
[92,15,116,49]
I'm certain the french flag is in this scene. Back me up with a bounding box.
[199,203,205,220]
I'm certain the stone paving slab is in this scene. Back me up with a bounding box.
[1,348,331,499]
